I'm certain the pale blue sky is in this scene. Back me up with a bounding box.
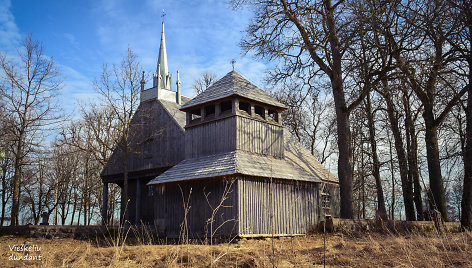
[1,0,269,112]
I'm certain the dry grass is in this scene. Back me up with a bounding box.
[0,231,471,267]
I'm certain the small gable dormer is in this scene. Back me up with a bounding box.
[180,71,287,159]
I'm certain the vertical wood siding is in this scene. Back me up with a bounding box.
[121,179,155,225]
[184,115,284,159]
[153,178,238,238]
[102,100,185,176]
[185,117,237,159]
[238,176,320,236]
[236,116,284,158]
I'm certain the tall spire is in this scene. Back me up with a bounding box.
[154,9,170,90]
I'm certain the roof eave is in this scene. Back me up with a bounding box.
[180,93,288,112]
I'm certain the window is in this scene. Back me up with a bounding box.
[239,101,251,115]
[268,109,278,122]
[205,104,215,119]
[148,186,154,197]
[220,100,232,115]
[190,109,201,123]
[255,105,265,119]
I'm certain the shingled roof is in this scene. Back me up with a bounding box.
[180,71,287,110]
[159,96,191,129]
[147,130,337,185]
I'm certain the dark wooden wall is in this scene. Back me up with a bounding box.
[121,178,155,225]
[185,117,236,159]
[102,100,185,178]
[150,176,341,237]
[238,176,320,236]
[236,116,284,158]
[184,115,284,159]
[153,178,239,238]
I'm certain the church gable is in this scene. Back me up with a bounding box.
[101,99,187,181]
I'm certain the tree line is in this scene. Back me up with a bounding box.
[234,0,471,228]
[0,35,141,226]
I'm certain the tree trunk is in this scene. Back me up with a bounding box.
[365,94,388,219]
[54,177,59,225]
[70,196,76,225]
[384,91,416,221]
[1,166,7,226]
[423,106,448,221]
[461,23,472,229]
[462,91,471,227]
[388,132,396,220]
[122,152,129,224]
[403,91,424,220]
[333,82,354,219]
[410,133,424,220]
[324,0,353,219]
[11,138,23,226]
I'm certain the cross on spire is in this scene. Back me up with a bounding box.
[162,9,166,22]
[231,59,236,71]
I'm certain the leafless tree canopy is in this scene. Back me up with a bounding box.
[193,71,217,95]
[235,0,471,225]
[0,34,62,225]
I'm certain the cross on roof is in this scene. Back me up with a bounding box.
[231,59,236,71]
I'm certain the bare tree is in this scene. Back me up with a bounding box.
[375,0,466,221]
[272,82,336,164]
[449,0,472,229]
[363,93,388,219]
[22,152,56,225]
[93,47,143,223]
[0,108,14,225]
[0,34,61,225]
[233,0,380,218]
[193,71,217,95]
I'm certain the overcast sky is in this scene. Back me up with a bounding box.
[1,0,269,112]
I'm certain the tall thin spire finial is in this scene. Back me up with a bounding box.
[140,71,145,91]
[231,59,236,71]
[162,9,166,22]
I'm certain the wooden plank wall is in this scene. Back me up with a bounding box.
[236,116,284,158]
[185,117,237,159]
[153,178,239,238]
[238,176,320,236]
[102,100,185,176]
[120,179,154,225]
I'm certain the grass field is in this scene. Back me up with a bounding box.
[1,230,471,267]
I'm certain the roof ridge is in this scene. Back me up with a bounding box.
[180,71,287,110]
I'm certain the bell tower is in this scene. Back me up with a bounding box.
[180,71,287,159]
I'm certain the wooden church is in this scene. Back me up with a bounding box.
[100,18,340,237]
